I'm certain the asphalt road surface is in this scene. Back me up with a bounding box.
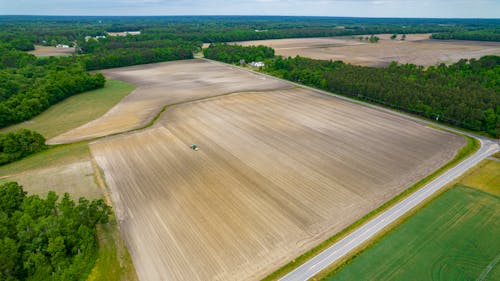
[202,59,500,281]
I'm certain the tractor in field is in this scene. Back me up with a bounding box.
[190,144,199,151]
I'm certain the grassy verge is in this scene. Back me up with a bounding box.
[262,135,479,281]
[0,142,90,177]
[459,159,500,196]
[87,214,138,281]
[0,80,135,139]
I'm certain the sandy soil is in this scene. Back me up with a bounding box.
[4,161,102,199]
[90,80,465,280]
[235,34,500,66]
[49,59,289,144]
[28,45,75,57]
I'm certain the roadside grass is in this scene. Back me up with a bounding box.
[493,152,500,159]
[321,185,499,281]
[459,159,500,196]
[87,214,138,281]
[0,80,135,139]
[262,135,479,281]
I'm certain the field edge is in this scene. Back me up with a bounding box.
[261,134,479,281]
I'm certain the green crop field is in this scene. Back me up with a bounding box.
[323,185,500,281]
[0,79,135,139]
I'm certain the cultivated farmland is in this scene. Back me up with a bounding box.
[89,62,465,281]
[49,59,289,144]
[236,34,500,66]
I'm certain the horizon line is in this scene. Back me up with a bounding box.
[1,14,499,20]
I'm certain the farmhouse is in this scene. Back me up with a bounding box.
[249,61,265,67]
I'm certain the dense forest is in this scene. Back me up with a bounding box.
[431,30,500,42]
[0,182,110,280]
[78,36,198,70]
[205,44,500,137]
[203,44,274,64]
[0,129,47,165]
[0,46,106,128]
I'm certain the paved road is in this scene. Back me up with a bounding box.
[203,59,500,281]
[279,139,498,281]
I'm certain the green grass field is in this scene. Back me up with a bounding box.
[460,160,500,196]
[0,79,135,139]
[323,185,499,281]
[87,215,138,281]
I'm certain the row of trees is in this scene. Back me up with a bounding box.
[0,182,111,280]
[0,129,47,165]
[431,30,500,42]
[265,55,500,137]
[0,46,106,128]
[203,44,274,64]
[78,37,197,70]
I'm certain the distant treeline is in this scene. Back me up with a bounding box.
[1,16,499,51]
[0,129,47,165]
[205,44,500,137]
[0,47,105,128]
[78,36,197,70]
[431,30,500,42]
[203,44,274,64]
[0,182,110,280]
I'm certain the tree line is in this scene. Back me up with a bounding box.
[431,30,500,42]
[203,44,274,64]
[77,36,197,70]
[0,46,105,128]
[0,129,47,166]
[0,182,110,280]
[204,44,500,137]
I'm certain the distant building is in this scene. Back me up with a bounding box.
[56,44,70,48]
[249,61,265,67]
[85,35,106,41]
[107,31,141,37]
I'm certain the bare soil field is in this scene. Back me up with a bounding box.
[236,34,500,66]
[28,45,75,56]
[49,59,289,144]
[90,78,465,280]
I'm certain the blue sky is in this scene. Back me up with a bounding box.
[1,0,498,18]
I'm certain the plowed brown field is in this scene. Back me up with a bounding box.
[49,59,289,144]
[236,34,500,66]
[28,45,75,56]
[89,66,465,281]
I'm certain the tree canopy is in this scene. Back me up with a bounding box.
[0,182,111,281]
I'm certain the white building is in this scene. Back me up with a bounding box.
[249,61,265,67]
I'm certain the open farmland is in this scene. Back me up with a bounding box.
[236,34,500,66]
[89,64,465,281]
[28,45,75,56]
[49,59,289,144]
[323,183,499,281]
